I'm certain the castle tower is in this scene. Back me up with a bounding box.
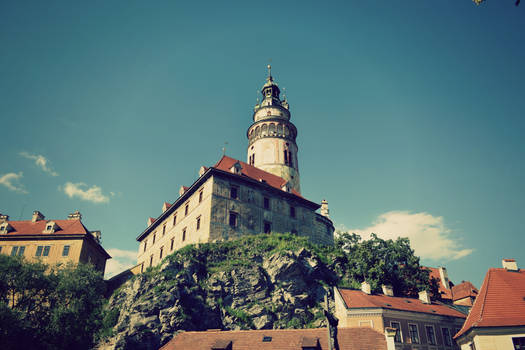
[247,65,301,193]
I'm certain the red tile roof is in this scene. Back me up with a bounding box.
[454,268,525,339]
[452,281,478,301]
[426,267,453,300]
[159,327,387,350]
[337,288,466,319]
[1,219,89,236]
[213,156,302,198]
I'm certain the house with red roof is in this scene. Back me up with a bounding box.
[159,327,391,350]
[454,259,525,350]
[426,266,478,306]
[135,68,334,271]
[334,284,466,350]
[0,210,111,273]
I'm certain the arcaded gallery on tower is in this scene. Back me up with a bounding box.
[135,67,334,271]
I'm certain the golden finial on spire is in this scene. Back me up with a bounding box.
[267,64,272,79]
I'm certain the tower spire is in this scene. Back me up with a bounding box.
[267,64,272,81]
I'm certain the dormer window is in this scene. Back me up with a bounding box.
[230,162,242,175]
[43,221,57,233]
[282,183,291,193]
[0,223,11,234]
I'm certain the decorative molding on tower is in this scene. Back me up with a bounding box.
[246,66,301,193]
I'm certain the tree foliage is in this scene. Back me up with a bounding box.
[330,232,438,298]
[473,0,520,6]
[0,255,106,350]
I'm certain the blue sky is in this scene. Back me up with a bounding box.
[1,1,524,284]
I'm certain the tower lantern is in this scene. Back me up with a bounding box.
[247,66,301,193]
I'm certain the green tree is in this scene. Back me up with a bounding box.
[331,232,437,298]
[0,255,106,350]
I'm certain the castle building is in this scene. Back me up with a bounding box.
[0,210,111,273]
[135,67,334,271]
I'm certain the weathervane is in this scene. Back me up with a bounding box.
[222,141,228,156]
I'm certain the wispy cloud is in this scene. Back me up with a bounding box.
[61,182,111,203]
[346,211,473,261]
[19,152,58,176]
[104,248,137,278]
[0,172,28,194]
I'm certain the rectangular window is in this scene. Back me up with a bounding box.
[230,186,238,199]
[153,233,156,244]
[149,255,153,267]
[144,240,147,252]
[442,328,452,347]
[62,245,70,256]
[512,337,525,349]
[170,238,174,251]
[425,325,436,345]
[160,246,164,260]
[264,221,271,234]
[46,224,53,231]
[263,197,270,210]
[36,246,43,257]
[229,212,238,228]
[18,246,25,256]
[173,214,177,226]
[182,227,186,241]
[284,150,288,164]
[408,324,419,344]
[162,225,166,236]
[199,190,203,203]
[196,216,201,230]
[11,246,18,256]
[0,246,2,253]
[140,263,144,273]
[43,246,50,256]
[290,206,296,218]
[391,322,402,343]
[185,204,189,216]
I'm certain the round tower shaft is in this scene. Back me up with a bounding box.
[247,66,301,193]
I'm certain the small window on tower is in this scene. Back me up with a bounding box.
[264,197,270,210]
[230,186,238,199]
[229,212,238,228]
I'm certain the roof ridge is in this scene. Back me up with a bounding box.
[475,268,493,325]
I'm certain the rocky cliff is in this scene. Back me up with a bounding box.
[96,234,339,350]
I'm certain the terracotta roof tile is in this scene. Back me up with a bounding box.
[159,327,386,350]
[452,281,478,301]
[213,156,302,198]
[337,288,466,319]
[454,268,525,339]
[1,219,89,236]
[426,267,453,300]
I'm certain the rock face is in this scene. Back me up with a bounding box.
[95,236,338,350]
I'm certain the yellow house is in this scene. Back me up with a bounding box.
[0,210,111,274]
[454,259,525,350]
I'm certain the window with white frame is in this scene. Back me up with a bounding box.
[408,324,419,344]
[391,321,402,343]
[442,327,452,347]
[425,325,436,345]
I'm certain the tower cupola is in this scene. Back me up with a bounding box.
[247,66,301,193]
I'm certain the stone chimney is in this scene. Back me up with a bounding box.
[384,327,397,350]
[67,210,82,220]
[32,211,45,222]
[502,258,518,271]
[382,284,394,297]
[361,281,371,295]
[91,230,101,243]
[419,290,431,304]
[199,166,208,177]
[320,199,330,218]
[439,267,451,290]
[0,214,8,223]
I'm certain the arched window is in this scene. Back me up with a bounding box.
[269,123,276,135]
[284,126,290,136]
[277,124,283,136]
[261,124,268,136]
[255,126,260,136]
